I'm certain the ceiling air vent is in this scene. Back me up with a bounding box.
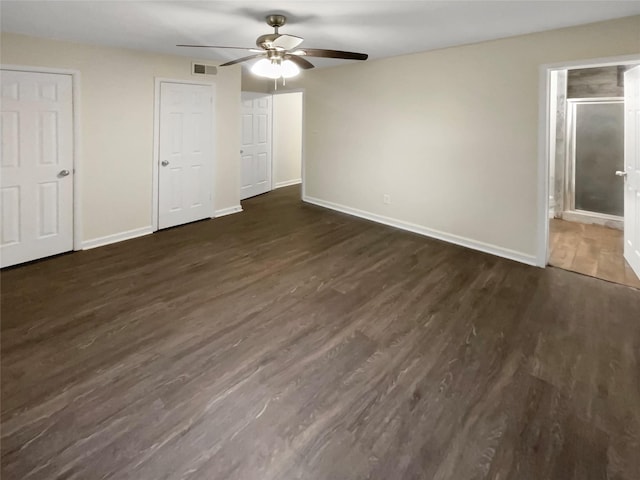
[192,63,218,76]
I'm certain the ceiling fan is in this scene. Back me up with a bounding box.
[177,14,368,83]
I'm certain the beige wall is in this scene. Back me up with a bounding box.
[0,32,241,244]
[241,68,272,93]
[273,92,303,187]
[299,16,640,263]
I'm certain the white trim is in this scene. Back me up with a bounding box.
[568,97,624,103]
[215,205,243,217]
[82,226,153,250]
[537,54,640,268]
[274,179,302,189]
[548,70,559,220]
[544,54,640,71]
[152,77,216,231]
[1,64,83,251]
[300,89,306,201]
[304,195,537,266]
[538,63,552,267]
[72,72,83,251]
[561,210,623,230]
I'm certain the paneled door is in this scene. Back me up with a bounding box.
[240,92,272,200]
[1,70,73,268]
[623,66,640,278]
[158,82,214,229]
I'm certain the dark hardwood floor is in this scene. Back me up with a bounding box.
[2,185,639,480]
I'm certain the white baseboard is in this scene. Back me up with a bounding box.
[82,226,153,250]
[561,210,623,230]
[215,205,243,217]
[303,196,537,267]
[274,179,302,189]
[548,195,556,219]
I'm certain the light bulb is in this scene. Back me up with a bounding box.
[251,59,281,79]
[281,60,300,78]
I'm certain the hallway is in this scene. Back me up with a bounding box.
[548,218,640,288]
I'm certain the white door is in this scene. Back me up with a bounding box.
[158,82,214,229]
[623,66,640,278]
[240,92,272,200]
[1,70,73,268]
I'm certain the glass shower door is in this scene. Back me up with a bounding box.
[569,100,624,217]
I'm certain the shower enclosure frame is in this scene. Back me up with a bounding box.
[563,96,624,228]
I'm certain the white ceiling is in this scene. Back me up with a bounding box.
[2,1,640,69]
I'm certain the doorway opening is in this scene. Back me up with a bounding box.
[272,91,303,191]
[543,60,640,288]
[240,90,304,201]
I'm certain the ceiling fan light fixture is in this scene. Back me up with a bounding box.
[281,59,300,78]
[251,58,300,79]
[251,58,281,79]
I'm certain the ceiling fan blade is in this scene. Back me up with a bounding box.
[286,55,315,70]
[292,48,368,61]
[177,44,262,53]
[219,54,265,67]
[272,34,304,51]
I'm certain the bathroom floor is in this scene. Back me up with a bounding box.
[549,218,640,289]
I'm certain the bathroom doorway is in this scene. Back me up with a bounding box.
[547,64,640,288]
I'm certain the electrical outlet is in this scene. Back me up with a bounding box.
[383,194,391,205]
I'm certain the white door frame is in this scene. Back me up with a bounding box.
[536,54,640,267]
[152,77,216,231]
[1,64,83,252]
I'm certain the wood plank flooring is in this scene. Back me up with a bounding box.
[549,218,640,289]
[2,186,640,480]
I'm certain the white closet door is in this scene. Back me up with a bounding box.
[158,82,214,229]
[240,92,272,200]
[1,70,73,268]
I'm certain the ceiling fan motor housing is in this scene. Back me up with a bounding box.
[256,33,281,49]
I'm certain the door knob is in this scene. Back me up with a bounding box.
[615,170,627,177]
[58,169,70,177]
[161,160,169,167]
